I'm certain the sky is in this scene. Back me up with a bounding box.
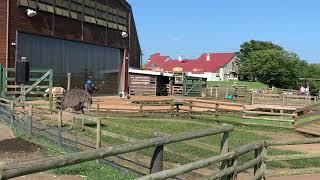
[128,0,320,64]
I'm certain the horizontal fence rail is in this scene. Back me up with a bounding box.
[1,125,234,179]
[137,142,265,180]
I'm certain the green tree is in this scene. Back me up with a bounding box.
[237,40,284,81]
[237,40,308,89]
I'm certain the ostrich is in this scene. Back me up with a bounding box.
[61,89,92,114]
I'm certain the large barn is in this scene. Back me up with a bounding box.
[0,0,141,96]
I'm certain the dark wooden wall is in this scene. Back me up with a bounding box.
[0,1,7,66]
[4,0,141,68]
[130,73,157,96]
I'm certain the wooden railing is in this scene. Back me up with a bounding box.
[1,98,320,180]
[0,126,233,179]
[251,93,318,106]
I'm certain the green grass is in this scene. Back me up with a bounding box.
[295,114,320,126]
[207,80,268,90]
[77,115,312,170]
[0,119,137,180]
[4,108,319,179]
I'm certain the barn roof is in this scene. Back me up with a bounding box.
[145,52,236,73]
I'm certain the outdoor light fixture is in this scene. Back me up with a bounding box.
[121,31,128,38]
[26,9,37,17]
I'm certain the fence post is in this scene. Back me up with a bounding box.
[150,132,164,174]
[49,70,53,113]
[170,102,175,115]
[215,87,218,99]
[28,105,33,139]
[67,73,71,91]
[254,141,267,180]
[2,68,7,98]
[81,117,85,132]
[189,101,193,113]
[139,102,143,113]
[97,102,100,116]
[242,105,246,119]
[58,110,62,146]
[282,94,286,106]
[0,162,5,180]
[0,64,2,96]
[10,101,14,126]
[215,103,219,118]
[220,131,230,180]
[96,118,101,149]
[251,93,254,105]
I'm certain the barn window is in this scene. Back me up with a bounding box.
[90,0,95,7]
[112,15,118,22]
[62,9,70,17]
[101,5,107,11]
[76,4,83,12]
[62,1,69,8]
[28,0,37,9]
[84,15,91,22]
[70,11,78,19]
[55,0,63,7]
[107,7,113,13]
[18,0,29,7]
[38,3,48,11]
[84,0,90,6]
[55,7,63,16]
[97,19,107,26]
[112,9,118,15]
[70,3,77,11]
[108,22,118,30]
[46,5,54,13]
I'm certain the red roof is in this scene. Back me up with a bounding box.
[145,52,236,73]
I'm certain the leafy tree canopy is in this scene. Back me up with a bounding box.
[237,40,310,89]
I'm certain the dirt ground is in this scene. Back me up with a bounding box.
[0,123,82,180]
[260,130,320,154]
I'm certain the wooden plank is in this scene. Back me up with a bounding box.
[243,110,295,117]
[6,85,50,89]
[244,116,295,123]
[295,127,320,136]
[266,154,320,162]
[2,125,234,179]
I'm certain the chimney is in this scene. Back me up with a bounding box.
[206,53,211,61]
[178,55,183,61]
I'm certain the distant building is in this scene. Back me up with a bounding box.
[144,53,238,81]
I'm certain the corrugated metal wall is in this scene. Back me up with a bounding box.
[17,32,121,94]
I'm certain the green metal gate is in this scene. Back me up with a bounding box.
[1,67,53,110]
[183,75,207,97]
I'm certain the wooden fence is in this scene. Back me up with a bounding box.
[251,93,318,106]
[0,124,233,179]
[1,98,320,179]
[91,99,317,128]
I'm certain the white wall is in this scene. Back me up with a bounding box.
[186,72,220,81]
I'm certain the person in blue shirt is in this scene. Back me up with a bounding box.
[85,76,96,96]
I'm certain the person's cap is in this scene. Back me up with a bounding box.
[89,76,92,79]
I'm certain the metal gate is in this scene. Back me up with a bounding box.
[1,67,53,109]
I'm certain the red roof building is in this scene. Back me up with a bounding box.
[144,53,238,81]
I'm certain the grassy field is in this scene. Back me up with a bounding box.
[1,120,137,180]
[3,109,320,179]
[71,114,320,172]
[207,80,268,89]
